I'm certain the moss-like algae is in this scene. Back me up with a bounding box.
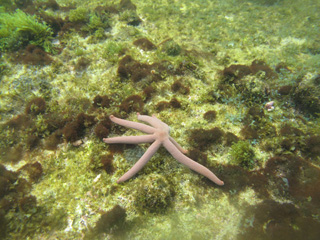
[0,0,320,239]
[68,7,90,23]
[133,174,175,214]
[0,9,53,52]
[229,141,256,169]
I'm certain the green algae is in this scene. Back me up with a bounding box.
[133,174,175,214]
[68,7,90,23]
[229,141,256,169]
[0,9,53,52]
[0,0,320,239]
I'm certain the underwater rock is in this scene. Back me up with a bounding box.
[239,199,320,240]
[133,174,175,214]
[62,113,96,142]
[25,97,46,116]
[16,45,53,65]
[171,80,190,95]
[19,162,43,182]
[93,95,113,108]
[293,85,320,117]
[94,123,110,139]
[160,39,181,56]
[94,205,127,233]
[203,110,217,122]
[19,195,37,214]
[119,95,144,115]
[229,141,256,169]
[133,38,157,51]
[189,127,224,150]
[100,154,114,174]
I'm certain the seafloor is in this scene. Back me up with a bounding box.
[0,0,320,239]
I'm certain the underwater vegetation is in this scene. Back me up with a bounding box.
[0,9,53,52]
[133,174,175,214]
[90,204,127,237]
[0,0,320,239]
[229,141,256,169]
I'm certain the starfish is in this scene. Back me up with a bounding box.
[103,113,224,186]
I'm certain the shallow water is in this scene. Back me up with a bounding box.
[0,0,320,239]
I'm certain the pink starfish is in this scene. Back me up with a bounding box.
[103,113,224,186]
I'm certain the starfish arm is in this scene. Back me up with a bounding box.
[137,113,169,131]
[163,139,224,186]
[109,115,155,134]
[169,136,188,154]
[103,135,155,144]
[117,140,162,183]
